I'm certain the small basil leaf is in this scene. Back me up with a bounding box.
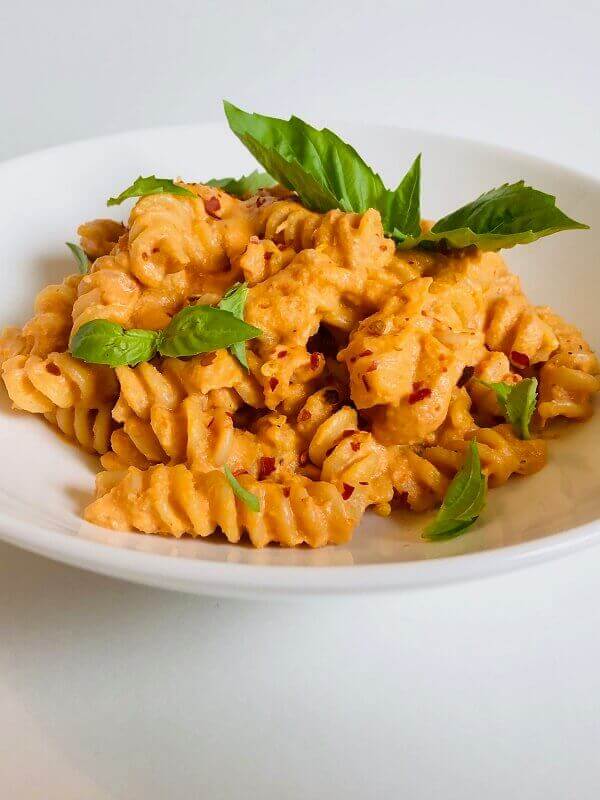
[66,242,90,275]
[423,440,486,540]
[223,465,260,512]
[398,181,588,251]
[480,377,538,439]
[223,101,421,238]
[218,283,249,369]
[107,176,196,206]
[70,320,159,367]
[158,305,261,358]
[384,154,422,242]
[206,171,276,197]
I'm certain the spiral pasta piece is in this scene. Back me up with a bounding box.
[102,399,258,473]
[0,273,82,366]
[111,350,263,424]
[1,352,118,413]
[339,277,485,445]
[127,185,263,289]
[426,388,546,487]
[536,307,600,424]
[44,405,113,454]
[485,295,558,367]
[84,465,365,547]
[77,219,127,259]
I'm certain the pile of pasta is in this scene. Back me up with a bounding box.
[1,183,598,547]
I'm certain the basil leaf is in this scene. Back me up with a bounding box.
[217,283,249,369]
[158,305,261,358]
[107,176,196,206]
[423,440,486,540]
[66,241,90,275]
[70,320,159,367]
[383,154,422,242]
[223,101,421,238]
[223,465,260,512]
[206,171,276,197]
[480,377,538,439]
[398,181,588,251]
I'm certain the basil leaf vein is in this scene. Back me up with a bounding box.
[107,176,196,206]
[423,440,486,540]
[223,465,260,512]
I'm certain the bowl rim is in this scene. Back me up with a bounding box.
[0,121,598,597]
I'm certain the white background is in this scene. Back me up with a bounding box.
[1,1,599,797]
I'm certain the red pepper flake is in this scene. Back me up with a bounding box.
[205,195,221,217]
[199,352,217,367]
[258,456,276,480]
[511,350,530,369]
[297,409,311,422]
[457,365,475,387]
[269,377,279,391]
[412,381,423,391]
[232,469,248,477]
[141,251,148,261]
[310,352,321,370]
[256,196,266,207]
[351,441,361,452]
[342,483,355,500]
[277,350,288,358]
[359,481,369,486]
[264,251,273,262]
[283,487,291,498]
[358,349,373,358]
[408,387,432,404]
[151,247,160,254]
[362,375,370,391]
[366,362,378,373]
[46,362,61,376]
[299,450,309,466]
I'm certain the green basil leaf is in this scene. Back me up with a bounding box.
[206,171,277,197]
[398,181,588,251]
[217,283,250,369]
[223,101,421,238]
[223,465,260,512]
[384,154,422,242]
[158,305,261,358]
[66,241,90,275]
[70,320,159,367]
[107,175,196,206]
[480,377,538,439]
[423,440,486,540]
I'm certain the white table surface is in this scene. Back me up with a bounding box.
[1,1,599,797]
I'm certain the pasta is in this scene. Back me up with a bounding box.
[2,172,597,548]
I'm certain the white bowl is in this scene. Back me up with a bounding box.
[0,122,598,597]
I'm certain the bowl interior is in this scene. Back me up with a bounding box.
[0,123,598,589]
